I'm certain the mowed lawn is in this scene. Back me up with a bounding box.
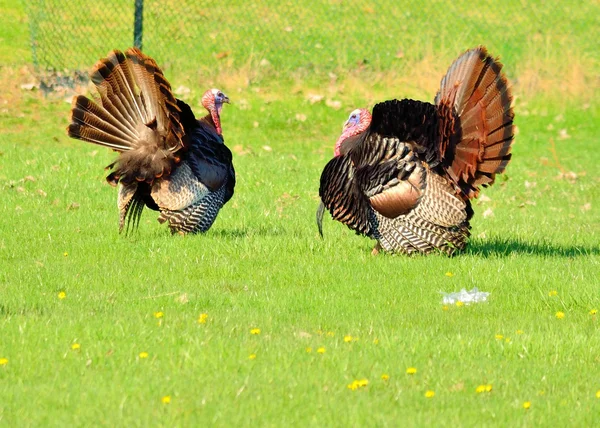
[1,1,599,426]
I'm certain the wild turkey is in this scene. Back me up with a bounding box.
[317,46,514,255]
[67,48,235,234]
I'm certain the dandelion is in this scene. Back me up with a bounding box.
[63,252,68,257]
[139,352,149,359]
[326,331,335,337]
[555,311,565,319]
[455,301,464,307]
[348,379,369,390]
[476,384,492,393]
[548,290,558,297]
[305,347,312,353]
[523,401,531,409]
[505,338,511,344]
[58,291,66,300]
[442,305,449,311]
[250,328,261,335]
[590,309,597,316]
[154,311,164,319]
[373,338,379,345]
[71,343,80,350]
[596,390,600,399]
[516,330,524,335]
[406,367,417,375]
[495,334,504,340]
[344,335,353,343]
[425,390,435,398]
[0,358,8,365]
[317,347,326,354]
[248,353,256,360]
[197,313,208,324]
[381,374,390,381]
[445,272,454,277]
[161,395,171,404]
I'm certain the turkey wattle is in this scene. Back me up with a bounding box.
[67,48,235,234]
[317,46,514,255]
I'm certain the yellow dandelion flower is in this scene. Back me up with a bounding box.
[248,353,256,360]
[58,291,66,300]
[347,379,368,390]
[476,385,485,393]
[0,358,8,365]
[373,338,379,345]
[326,331,335,337]
[516,329,524,335]
[317,347,326,354]
[250,328,261,335]
[71,343,80,350]
[445,272,454,277]
[442,305,449,311]
[154,311,164,319]
[161,395,171,404]
[305,347,312,353]
[197,313,208,324]
[139,352,149,359]
[344,335,353,343]
[505,337,511,343]
[523,401,531,409]
[406,367,417,375]
[590,309,598,316]
[555,311,565,319]
[425,390,435,398]
[455,301,464,307]
[596,390,600,399]
[63,252,68,257]
[485,384,493,392]
[381,374,390,381]
[548,290,558,297]
[495,334,504,340]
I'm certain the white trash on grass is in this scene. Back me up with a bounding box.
[441,287,490,305]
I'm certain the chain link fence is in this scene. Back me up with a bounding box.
[26,0,598,94]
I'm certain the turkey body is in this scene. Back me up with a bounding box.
[67,48,235,234]
[318,47,514,255]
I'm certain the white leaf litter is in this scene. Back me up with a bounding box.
[441,287,490,305]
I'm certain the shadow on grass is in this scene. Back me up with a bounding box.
[466,238,599,258]
[210,226,287,239]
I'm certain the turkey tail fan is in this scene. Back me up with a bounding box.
[67,48,185,186]
[435,46,515,199]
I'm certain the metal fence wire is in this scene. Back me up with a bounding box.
[26,0,596,91]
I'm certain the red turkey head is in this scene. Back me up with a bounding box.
[201,88,230,135]
[334,108,372,157]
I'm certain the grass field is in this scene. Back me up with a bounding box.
[1,0,599,426]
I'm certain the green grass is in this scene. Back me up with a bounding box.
[1,0,600,426]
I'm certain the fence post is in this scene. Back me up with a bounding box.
[134,0,144,50]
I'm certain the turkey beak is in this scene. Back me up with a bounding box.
[316,201,325,238]
[222,95,230,104]
[342,120,350,131]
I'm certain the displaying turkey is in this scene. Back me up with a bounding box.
[67,48,235,234]
[317,46,514,255]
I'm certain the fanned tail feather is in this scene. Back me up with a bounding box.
[67,48,185,185]
[435,46,515,199]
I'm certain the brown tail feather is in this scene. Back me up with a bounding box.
[66,48,184,185]
[435,46,515,199]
